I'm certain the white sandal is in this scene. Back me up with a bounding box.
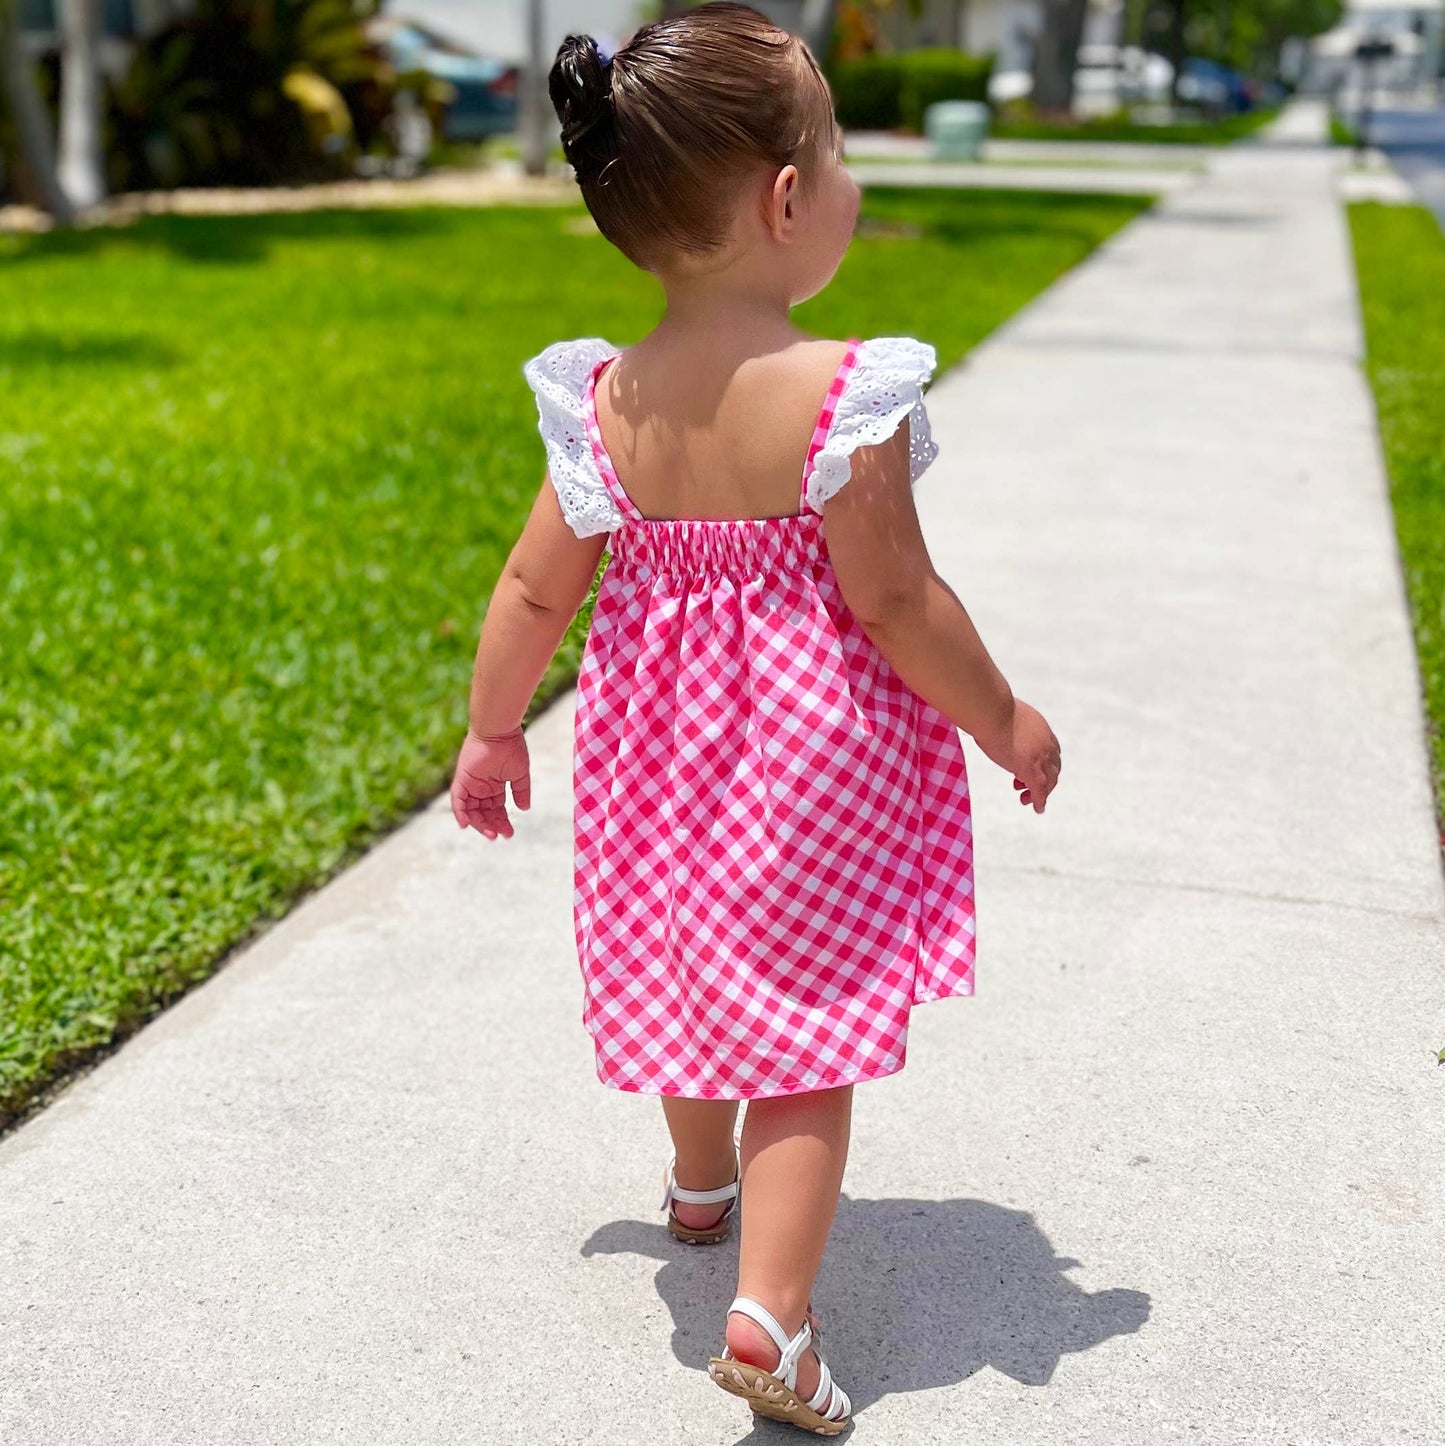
[660,1148,740,1245]
[708,1295,853,1435]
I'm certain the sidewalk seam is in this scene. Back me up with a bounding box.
[984,861,1443,923]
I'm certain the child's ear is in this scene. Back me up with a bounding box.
[769,164,799,241]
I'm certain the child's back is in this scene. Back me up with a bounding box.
[589,332,851,521]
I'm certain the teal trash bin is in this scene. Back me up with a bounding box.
[924,100,990,162]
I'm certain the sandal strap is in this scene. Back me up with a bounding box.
[806,1359,834,1416]
[806,1356,850,1421]
[725,1296,812,1387]
[670,1179,738,1205]
[660,1151,740,1211]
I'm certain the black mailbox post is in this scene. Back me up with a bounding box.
[1354,36,1396,158]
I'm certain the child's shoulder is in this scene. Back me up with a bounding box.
[521,333,936,398]
[782,333,937,389]
[521,336,620,407]
[799,333,942,511]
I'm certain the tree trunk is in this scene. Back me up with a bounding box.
[1032,0,1090,112]
[0,0,75,222]
[799,0,840,59]
[519,0,547,177]
[1165,0,1188,106]
[953,0,971,51]
[57,0,105,208]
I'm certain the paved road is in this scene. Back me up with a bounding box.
[2,105,1442,1444]
[1367,106,1445,226]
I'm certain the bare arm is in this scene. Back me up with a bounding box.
[823,422,1060,810]
[451,475,606,838]
[467,473,607,737]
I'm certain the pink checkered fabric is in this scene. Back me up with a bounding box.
[565,340,975,1099]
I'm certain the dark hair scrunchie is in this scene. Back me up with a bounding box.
[549,34,618,182]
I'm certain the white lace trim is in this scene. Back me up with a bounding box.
[522,337,623,538]
[803,336,940,513]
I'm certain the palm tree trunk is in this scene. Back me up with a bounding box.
[0,0,76,222]
[58,0,105,209]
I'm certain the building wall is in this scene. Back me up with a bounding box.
[1304,1,1444,90]
[874,0,1042,73]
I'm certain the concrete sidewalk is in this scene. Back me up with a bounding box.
[3,105,1443,1444]
[845,158,1196,195]
[845,129,1208,195]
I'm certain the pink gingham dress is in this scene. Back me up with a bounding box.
[523,336,975,1099]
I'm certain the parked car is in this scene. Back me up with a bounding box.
[1177,57,1253,114]
[372,18,517,141]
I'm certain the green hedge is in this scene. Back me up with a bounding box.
[830,49,994,133]
[830,54,905,131]
[899,49,994,131]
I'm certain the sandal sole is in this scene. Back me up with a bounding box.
[707,1356,849,1435]
[666,1218,733,1245]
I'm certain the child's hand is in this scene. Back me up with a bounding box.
[1007,701,1061,814]
[451,727,531,840]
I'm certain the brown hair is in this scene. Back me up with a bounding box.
[548,3,839,270]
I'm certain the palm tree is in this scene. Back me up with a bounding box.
[0,0,75,221]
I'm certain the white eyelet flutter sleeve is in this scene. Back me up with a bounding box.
[803,336,940,513]
[522,337,623,538]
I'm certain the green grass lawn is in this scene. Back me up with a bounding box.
[1348,202,1445,827]
[993,107,1278,146]
[0,186,1149,1126]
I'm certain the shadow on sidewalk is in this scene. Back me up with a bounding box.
[582,1193,1150,1420]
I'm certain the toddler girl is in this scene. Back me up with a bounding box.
[450,4,1060,1432]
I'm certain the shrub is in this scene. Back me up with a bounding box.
[897,49,994,132]
[828,49,994,133]
[829,53,905,131]
[104,0,391,191]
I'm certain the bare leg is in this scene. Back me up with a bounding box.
[726,1084,853,1404]
[661,1096,741,1231]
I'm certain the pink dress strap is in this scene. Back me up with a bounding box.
[800,339,861,515]
[583,353,641,523]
